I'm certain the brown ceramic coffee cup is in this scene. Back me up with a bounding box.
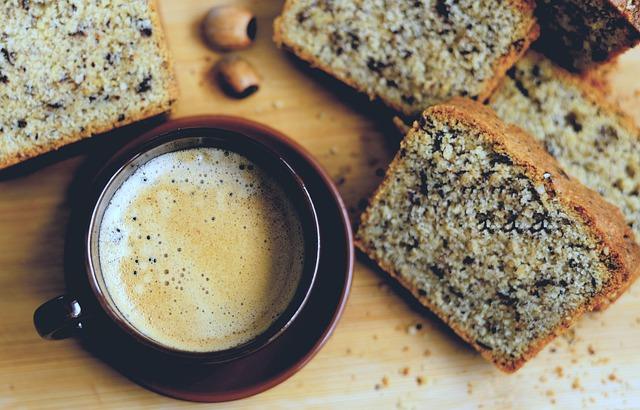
[33,124,321,364]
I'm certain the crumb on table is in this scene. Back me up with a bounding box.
[406,323,422,335]
[572,378,582,390]
[554,366,564,378]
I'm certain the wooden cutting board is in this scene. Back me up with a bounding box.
[1,1,639,408]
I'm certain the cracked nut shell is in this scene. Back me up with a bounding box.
[202,5,257,51]
[215,56,260,98]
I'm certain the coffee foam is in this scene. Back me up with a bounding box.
[98,147,305,352]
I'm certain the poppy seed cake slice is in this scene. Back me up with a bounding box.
[0,0,178,170]
[356,98,640,372]
[535,0,640,71]
[274,0,538,116]
[488,51,640,307]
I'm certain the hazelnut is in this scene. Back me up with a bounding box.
[202,5,257,51]
[215,56,260,98]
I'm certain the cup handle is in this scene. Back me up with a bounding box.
[33,295,85,340]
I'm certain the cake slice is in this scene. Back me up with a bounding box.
[0,0,178,170]
[535,0,640,71]
[356,98,639,372]
[488,51,640,306]
[274,0,538,116]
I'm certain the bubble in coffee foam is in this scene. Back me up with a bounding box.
[98,147,305,352]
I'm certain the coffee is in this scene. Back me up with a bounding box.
[98,147,305,352]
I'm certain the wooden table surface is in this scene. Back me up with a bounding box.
[2,1,640,408]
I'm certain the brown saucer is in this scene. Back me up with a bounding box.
[67,116,353,402]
